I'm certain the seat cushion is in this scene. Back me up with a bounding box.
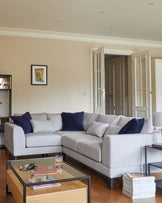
[77,139,102,162]
[61,132,102,152]
[26,132,61,147]
[56,131,86,136]
[61,133,88,151]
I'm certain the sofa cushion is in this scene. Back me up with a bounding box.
[61,133,87,151]
[47,113,62,131]
[31,113,47,121]
[26,132,61,147]
[62,132,102,151]
[56,131,86,136]
[83,112,99,131]
[77,139,102,162]
[87,121,109,137]
[117,116,133,128]
[61,112,84,131]
[11,112,32,134]
[97,114,121,125]
[104,125,121,135]
[30,120,54,133]
[141,118,153,133]
[119,118,145,134]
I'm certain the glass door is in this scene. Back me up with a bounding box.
[93,46,105,114]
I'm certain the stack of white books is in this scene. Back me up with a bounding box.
[122,172,156,199]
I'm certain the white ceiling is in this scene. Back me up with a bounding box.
[0,0,161,42]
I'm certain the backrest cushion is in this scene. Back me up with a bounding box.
[11,112,32,134]
[31,113,47,121]
[104,125,121,135]
[61,112,84,131]
[97,114,121,125]
[119,118,145,134]
[47,113,62,131]
[141,118,153,133]
[83,112,99,131]
[117,116,133,128]
[87,121,109,137]
[30,120,54,133]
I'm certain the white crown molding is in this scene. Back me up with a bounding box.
[0,27,162,48]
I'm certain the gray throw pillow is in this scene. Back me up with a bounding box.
[30,120,54,133]
[87,121,109,138]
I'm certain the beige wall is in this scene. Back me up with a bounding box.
[1,35,162,114]
[0,36,92,114]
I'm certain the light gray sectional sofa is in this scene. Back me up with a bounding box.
[4,112,162,190]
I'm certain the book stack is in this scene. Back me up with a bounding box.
[122,172,156,199]
[34,165,58,175]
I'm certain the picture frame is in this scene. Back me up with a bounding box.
[31,65,48,85]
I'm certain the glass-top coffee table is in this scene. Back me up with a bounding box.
[6,157,91,203]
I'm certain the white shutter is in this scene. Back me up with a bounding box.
[131,50,152,118]
[93,46,105,114]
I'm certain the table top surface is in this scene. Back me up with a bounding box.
[7,157,89,186]
[146,144,162,150]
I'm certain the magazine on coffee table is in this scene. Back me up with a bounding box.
[34,165,58,175]
[28,175,61,189]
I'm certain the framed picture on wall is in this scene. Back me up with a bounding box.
[31,65,48,85]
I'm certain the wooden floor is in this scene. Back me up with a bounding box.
[0,148,162,203]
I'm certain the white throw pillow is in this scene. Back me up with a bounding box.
[104,125,121,135]
[30,120,54,133]
[87,121,109,138]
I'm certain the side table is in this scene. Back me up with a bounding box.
[145,145,162,189]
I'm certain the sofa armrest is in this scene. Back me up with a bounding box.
[102,133,161,168]
[5,122,25,150]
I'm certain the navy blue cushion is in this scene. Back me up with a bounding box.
[119,118,145,134]
[11,112,32,134]
[61,112,84,131]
